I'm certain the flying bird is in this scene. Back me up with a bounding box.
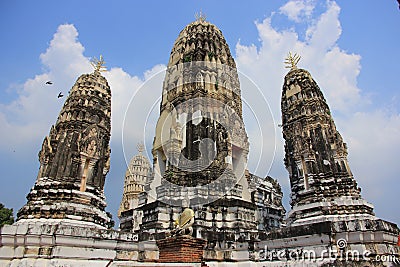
[57,92,64,98]
[46,81,53,85]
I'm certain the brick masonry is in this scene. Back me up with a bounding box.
[157,236,207,263]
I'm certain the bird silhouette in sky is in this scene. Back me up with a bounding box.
[46,81,53,85]
[57,92,64,98]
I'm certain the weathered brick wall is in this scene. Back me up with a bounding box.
[157,236,207,263]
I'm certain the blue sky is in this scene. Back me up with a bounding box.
[0,1,399,226]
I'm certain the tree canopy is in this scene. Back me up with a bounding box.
[0,203,14,227]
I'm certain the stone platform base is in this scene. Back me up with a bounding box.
[0,221,140,266]
[0,260,206,267]
[156,236,207,263]
[255,219,399,266]
[1,219,399,266]
[2,260,398,267]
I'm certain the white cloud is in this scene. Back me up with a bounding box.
[236,1,399,223]
[40,24,91,78]
[0,24,164,155]
[104,67,143,138]
[236,0,362,123]
[306,1,341,50]
[280,0,315,23]
[336,109,400,221]
[338,110,400,195]
[0,24,91,152]
[238,1,360,114]
[105,64,166,161]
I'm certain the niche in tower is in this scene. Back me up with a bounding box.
[80,158,90,192]
[156,149,167,177]
[232,145,245,178]
[300,156,309,190]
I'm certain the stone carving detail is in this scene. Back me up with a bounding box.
[248,174,285,231]
[281,65,375,226]
[17,68,113,228]
[154,19,250,198]
[135,18,285,253]
[37,136,52,178]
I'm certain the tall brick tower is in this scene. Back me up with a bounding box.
[17,56,113,229]
[281,53,375,226]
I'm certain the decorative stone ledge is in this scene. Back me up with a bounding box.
[0,222,139,262]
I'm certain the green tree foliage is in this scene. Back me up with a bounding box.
[0,203,14,227]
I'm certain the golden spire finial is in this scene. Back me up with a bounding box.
[195,10,206,23]
[137,142,145,154]
[90,55,107,73]
[284,52,301,69]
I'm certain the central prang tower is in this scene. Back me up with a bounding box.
[137,16,274,260]
[153,16,251,204]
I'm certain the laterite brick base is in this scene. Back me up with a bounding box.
[156,236,207,263]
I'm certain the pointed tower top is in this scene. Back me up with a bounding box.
[284,52,301,70]
[195,10,206,23]
[91,55,107,73]
[137,142,145,154]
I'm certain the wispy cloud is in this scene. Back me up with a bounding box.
[0,25,91,152]
[0,24,165,154]
[279,0,316,23]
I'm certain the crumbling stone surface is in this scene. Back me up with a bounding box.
[281,68,375,226]
[17,70,112,228]
[131,19,285,261]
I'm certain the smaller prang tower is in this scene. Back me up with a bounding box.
[17,56,113,229]
[281,53,375,226]
[118,143,152,231]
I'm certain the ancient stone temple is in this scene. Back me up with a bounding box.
[281,53,375,226]
[134,16,285,261]
[1,17,399,267]
[17,56,113,229]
